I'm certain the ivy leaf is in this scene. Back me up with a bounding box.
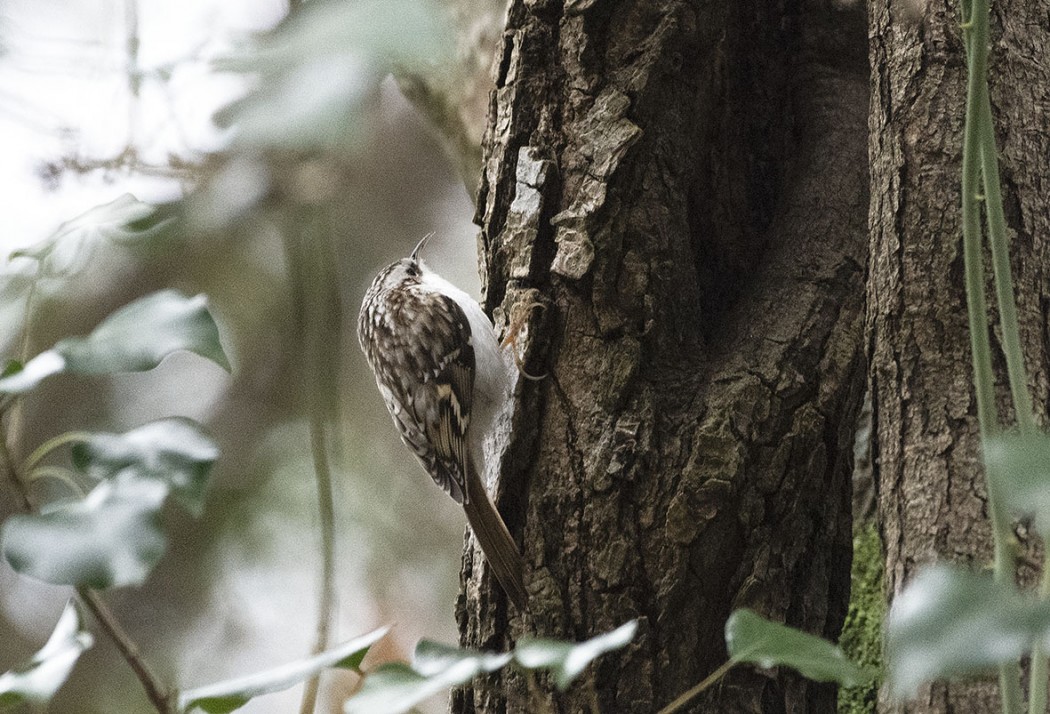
[343,624,638,713]
[341,664,435,714]
[3,417,218,588]
[725,610,870,687]
[885,565,1050,698]
[2,475,168,588]
[514,621,637,690]
[985,432,1050,535]
[179,626,389,713]
[11,194,170,280]
[0,290,230,393]
[343,641,510,714]
[0,601,93,708]
[71,418,218,517]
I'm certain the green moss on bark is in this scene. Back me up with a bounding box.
[838,523,884,714]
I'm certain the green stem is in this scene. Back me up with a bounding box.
[23,431,94,473]
[960,2,1023,711]
[979,140,1034,434]
[655,658,739,714]
[971,12,1047,712]
[0,412,32,512]
[299,407,337,714]
[7,279,39,461]
[26,466,86,498]
[288,214,339,714]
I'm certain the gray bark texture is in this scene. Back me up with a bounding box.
[869,1,1050,712]
[452,1,870,712]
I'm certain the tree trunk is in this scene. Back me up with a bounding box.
[868,1,1050,712]
[454,1,869,711]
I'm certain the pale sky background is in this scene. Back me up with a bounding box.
[0,0,284,249]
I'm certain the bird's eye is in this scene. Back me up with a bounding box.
[406,264,420,277]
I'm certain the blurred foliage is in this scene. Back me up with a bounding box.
[11,195,170,286]
[657,611,869,713]
[985,432,1050,535]
[0,601,91,709]
[213,0,452,153]
[724,610,870,688]
[345,622,637,714]
[180,626,388,713]
[882,432,1050,704]
[4,417,219,589]
[514,620,638,691]
[885,565,1050,698]
[0,0,490,711]
[0,291,228,394]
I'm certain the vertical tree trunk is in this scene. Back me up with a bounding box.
[454,1,869,711]
[868,2,1050,712]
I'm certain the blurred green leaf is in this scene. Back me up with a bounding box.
[180,626,390,713]
[411,640,512,678]
[11,194,171,280]
[344,641,509,714]
[213,0,452,151]
[0,290,230,393]
[342,664,436,714]
[885,565,1050,698]
[2,475,168,588]
[514,620,637,691]
[0,601,92,708]
[72,418,218,517]
[344,623,636,712]
[985,432,1050,534]
[181,696,245,714]
[3,416,219,588]
[725,610,870,687]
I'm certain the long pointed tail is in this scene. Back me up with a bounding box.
[462,464,527,610]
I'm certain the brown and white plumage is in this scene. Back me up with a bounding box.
[357,235,526,609]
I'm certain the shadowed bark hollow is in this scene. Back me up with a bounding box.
[450,1,870,712]
[869,2,1050,712]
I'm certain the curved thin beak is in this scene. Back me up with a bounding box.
[410,232,435,262]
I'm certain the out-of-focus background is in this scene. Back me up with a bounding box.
[0,0,505,711]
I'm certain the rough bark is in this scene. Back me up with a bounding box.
[868,1,1050,712]
[453,1,870,712]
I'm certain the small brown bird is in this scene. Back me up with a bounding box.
[357,235,526,609]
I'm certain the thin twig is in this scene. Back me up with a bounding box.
[655,658,738,714]
[77,587,175,713]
